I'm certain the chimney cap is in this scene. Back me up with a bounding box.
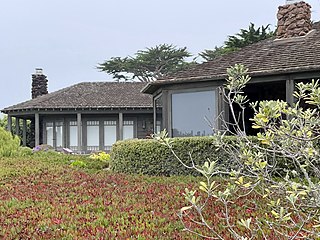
[286,0,301,4]
[35,68,43,75]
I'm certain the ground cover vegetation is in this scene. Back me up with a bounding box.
[0,123,305,239]
[0,151,301,239]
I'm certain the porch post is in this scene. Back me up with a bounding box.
[35,113,40,146]
[7,115,12,133]
[15,117,20,136]
[286,78,295,107]
[119,112,123,140]
[22,119,27,147]
[77,113,82,152]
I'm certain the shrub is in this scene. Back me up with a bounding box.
[0,128,20,157]
[70,160,87,168]
[155,64,320,239]
[89,152,111,168]
[111,136,250,176]
[17,147,33,156]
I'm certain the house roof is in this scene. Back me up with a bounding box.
[142,22,320,94]
[2,82,152,113]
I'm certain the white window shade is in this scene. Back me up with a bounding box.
[69,121,78,148]
[123,120,134,140]
[87,121,99,150]
[46,122,53,147]
[55,121,63,148]
[104,120,117,149]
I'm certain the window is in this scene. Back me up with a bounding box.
[46,122,53,147]
[87,120,99,151]
[104,120,117,151]
[55,121,63,148]
[171,90,216,137]
[69,121,78,150]
[45,121,64,148]
[123,120,134,140]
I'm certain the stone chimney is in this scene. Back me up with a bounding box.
[31,68,48,99]
[276,1,312,39]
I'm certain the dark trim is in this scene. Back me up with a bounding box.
[142,70,320,95]
[35,113,40,146]
[153,93,163,133]
[1,107,153,115]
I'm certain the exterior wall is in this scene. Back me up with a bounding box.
[151,71,320,137]
[136,114,154,139]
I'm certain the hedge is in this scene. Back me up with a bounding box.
[110,136,242,176]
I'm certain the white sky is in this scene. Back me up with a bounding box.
[1,0,320,111]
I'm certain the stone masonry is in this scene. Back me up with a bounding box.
[277,1,312,38]
[31,69,48,99]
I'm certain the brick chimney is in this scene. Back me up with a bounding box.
[276,1,312,39]
[31,68,48,99]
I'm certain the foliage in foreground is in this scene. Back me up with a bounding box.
[111,136,259,176]
[0,115,33,147]
[0,127,21,157]
[155,64,320,239]
[0,154,297,239]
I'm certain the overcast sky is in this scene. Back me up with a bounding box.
[1,0,320,112]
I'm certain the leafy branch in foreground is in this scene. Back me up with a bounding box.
[154,64,320,239]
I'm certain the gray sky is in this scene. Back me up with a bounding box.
[1,0,320,112]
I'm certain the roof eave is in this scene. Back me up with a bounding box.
[142,65,320,94]
[1,106,153,114]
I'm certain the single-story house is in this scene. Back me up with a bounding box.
[1,70,153,152]
[142,1,320,137]
[2,1,320,150]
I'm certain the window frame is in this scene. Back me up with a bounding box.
[43,119,65,149]
[153,93,163,134]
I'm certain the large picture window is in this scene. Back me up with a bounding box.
[171,90,216,137]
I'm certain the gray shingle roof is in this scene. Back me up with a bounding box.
[2,82,152,113]
[142,22,320,94]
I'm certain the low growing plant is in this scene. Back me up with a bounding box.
[90,151,111,169]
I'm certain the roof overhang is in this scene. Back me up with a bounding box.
[141,65,320,95]
[1,106,153,115]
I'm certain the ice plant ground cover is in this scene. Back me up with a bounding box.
[0,154,315,239]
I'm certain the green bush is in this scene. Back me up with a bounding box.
[89,152,111,169]
[110,136,245,176]
[0,128,20,157]
[18,147,33,156]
